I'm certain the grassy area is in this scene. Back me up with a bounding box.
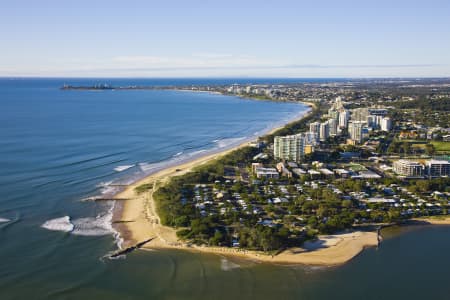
[411,143,426,149]
[345,163,367,172]
[431,141,450,153]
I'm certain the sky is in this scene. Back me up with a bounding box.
[1,0,450,78]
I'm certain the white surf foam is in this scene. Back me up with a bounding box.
[40,203,123,251]
[139,148,209,174]
[214,137,247,149]
[114,164,135,172]
[80,196,103,202]
[220,257,241,271]
[0,217,10,223]
[189,149,208,156]
[96,181,113,188]
[71,205,114,237]
[96,181,120,195]
[41,216,74,232]
[71,217,113,236]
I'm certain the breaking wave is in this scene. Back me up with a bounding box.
[220,257,241,271]
[41,203,123,249]
[96,181,121,196]
[41,216,74,232]
[114,165,135,172]
[72,203,115,237]
[214,137,247,149]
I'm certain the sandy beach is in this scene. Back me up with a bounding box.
[113,164,379,266]
[411,216,450,225]
[113,104,313,245]
[112,102,382,266]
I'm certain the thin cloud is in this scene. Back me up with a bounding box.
[282,64,440,69]
[80,62,443,72]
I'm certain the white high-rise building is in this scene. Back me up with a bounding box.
[309,122,321,134]
[381,117,392,131]
[339,110,350,129]
[348,121,365,143]
[319,122,330,141]
[334,96,344,110]
[304,131,318,146]
[327,118,338,136]
[274,134,305,162]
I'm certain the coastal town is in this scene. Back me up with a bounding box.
[126,79,450,253]
[5,1,450,298]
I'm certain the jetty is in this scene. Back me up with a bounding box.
[109,238,155,258]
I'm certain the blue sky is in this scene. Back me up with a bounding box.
[1,0,449,77]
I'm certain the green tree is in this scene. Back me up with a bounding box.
[425,144,436,156]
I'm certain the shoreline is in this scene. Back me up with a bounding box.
[112,136,381,265]
[110,97,384,266]
[110,90,450,266]
[409,216,450,225]
[112,98,327,264]
[110,87,450,265]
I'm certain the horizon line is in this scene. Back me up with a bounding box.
[2,76,450,80]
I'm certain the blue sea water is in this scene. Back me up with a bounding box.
[1,78,450,300]
[0,78,307,298]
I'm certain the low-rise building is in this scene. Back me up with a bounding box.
[292,168,307,176]
[276,162,292,178]
[393,159,424,177]
[319,168,334,176]
[255,167,279,179]
[426,159,450,177]
[334,168,350,178]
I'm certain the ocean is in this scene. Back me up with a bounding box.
[1,78,450,300]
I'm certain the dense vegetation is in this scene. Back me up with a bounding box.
[135,94,450,253]
[264,103,326,143]
[145,104,323,251]
[153,146,259,226]
[390,97,450,128]
[391,97,450,111]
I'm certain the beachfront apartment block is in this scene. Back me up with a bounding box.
[274,134,305,162]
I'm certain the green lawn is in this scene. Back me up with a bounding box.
[431,141,450,153]
[345,163,367,172]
